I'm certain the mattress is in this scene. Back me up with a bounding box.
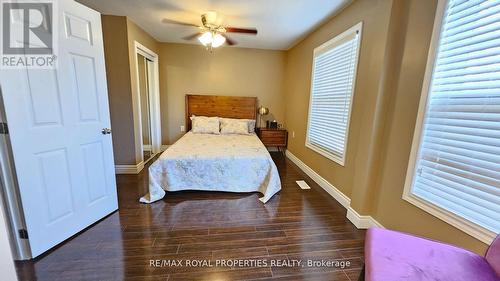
[140,132,282,203]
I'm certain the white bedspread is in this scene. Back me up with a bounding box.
[140,132,281,204]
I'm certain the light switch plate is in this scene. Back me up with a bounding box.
[180,125,185,132]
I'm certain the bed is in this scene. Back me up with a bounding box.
[140,95,282,204]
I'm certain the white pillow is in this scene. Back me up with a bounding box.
[220,118,256,134]
[190,116,220,134]
[220,119,250,135]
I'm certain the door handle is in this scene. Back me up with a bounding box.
[101,128,112,135]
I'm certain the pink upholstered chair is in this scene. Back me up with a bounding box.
[363,228,500,281]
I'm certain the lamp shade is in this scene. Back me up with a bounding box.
[258,106,269,116]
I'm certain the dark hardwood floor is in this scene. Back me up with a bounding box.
[15,153,365,281]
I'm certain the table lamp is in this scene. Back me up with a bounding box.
[258,106,269,128]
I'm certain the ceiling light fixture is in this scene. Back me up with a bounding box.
[162,11,258,50]
[212,33,226,48]
[198,31,226,52]
[198,31,213,46]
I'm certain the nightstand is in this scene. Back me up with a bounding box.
[256,128,288,154]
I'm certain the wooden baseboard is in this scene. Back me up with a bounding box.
[285,150,350,208]
[346,206,384,229]
[285,150,383,229]
[115,161,144,174]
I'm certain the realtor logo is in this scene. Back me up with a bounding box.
[0,0,57,68]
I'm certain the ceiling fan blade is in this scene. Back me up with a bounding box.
[182,32,203,41]
[222,34,236,46]
[162,18,200,28]
[225,27,258,34]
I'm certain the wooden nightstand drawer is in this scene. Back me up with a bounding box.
[256,128,288,148]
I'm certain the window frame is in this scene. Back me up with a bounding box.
[305,22,363,166]
[402,0,497,245]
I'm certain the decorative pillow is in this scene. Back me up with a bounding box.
[220,119,251,135]
[246,119,256,134]
[220,118,256,134]
[190,116,220,134]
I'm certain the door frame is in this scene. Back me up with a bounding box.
[133,41,161,164]
[0,93,31,260]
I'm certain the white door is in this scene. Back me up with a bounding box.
[0,0,117,257]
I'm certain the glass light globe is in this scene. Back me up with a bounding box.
[212,33,226,48]
[198,32,213,46]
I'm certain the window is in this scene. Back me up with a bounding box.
[404,0,500,244]
[306,23,362,166]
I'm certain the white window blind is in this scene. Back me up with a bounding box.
[306,23,362,165]
[410,0,500,235]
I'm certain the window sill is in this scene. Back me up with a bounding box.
[402,192,497,245]
[305,142,345,166]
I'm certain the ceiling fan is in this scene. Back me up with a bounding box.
[162,11,258,51]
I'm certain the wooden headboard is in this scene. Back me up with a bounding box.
[185,94,257,131]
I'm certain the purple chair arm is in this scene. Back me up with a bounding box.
[486,235,500,277]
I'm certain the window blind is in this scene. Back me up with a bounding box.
[306,25,361,165]
[412,0,500,233]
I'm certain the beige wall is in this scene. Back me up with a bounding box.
[126,19,160,164]
[102,3,489,254]
[371,0,489,254]
[284,0,488,254]
[101,16,136,165]
[102,16,160,165]
[102,18,286,160]
[103,17,286,161]
[159,43,286,144]
[285,0,393,201]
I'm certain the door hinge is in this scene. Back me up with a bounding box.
[18,229,28,239]
[0,122,8,134]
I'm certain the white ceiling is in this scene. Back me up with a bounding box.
[76,0,351,50]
